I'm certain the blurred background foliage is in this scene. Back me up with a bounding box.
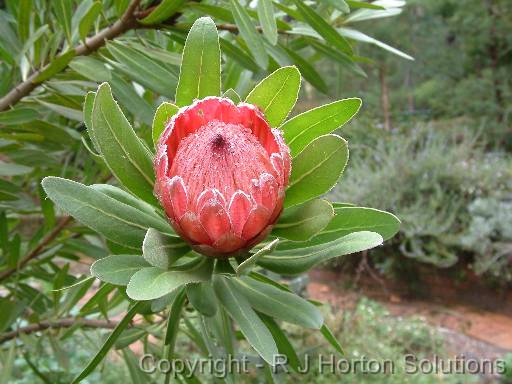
[0,0,511,382]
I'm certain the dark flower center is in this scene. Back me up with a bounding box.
[212,133,226,149]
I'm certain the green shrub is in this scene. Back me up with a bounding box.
[331,121,512,282]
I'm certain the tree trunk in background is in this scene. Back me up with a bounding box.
[485,0,504,123]
[379,64,391,131]
[404,67,415,113]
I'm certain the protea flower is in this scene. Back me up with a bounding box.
[154,97,291,258]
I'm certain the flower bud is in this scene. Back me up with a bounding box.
[155,97,291,257]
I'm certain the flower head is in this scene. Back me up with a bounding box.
[155,97,291,257]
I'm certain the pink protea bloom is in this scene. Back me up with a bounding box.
[154,97,291,258]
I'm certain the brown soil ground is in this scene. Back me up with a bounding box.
[307,269,512,359]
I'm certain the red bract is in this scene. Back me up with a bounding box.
[154,97,291,257]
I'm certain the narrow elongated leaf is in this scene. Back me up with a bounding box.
[79,1,102,41]
[259,314,302,372]
[152,102,178,146]
[17,0,32,42]
[282,98,361,157]
[246,66,300,127]
[346,1,385,10]
[186,282,217,317]
[257,0,278,45]
[220,38,260,72]
[91,82,157,205]
[91,255,149,285]
[164,287,186,346]
[285,134,348,208]
[140,0,187,25]
[71,302,143,384]
[320,324,345,355]
[90,184,166,223]
[0,108,38,125]
[234,276,323,328]
[291,0,352,54]
[70,56,111,82]
[143,228,190,269]
[236,239,279,275]
[0,341,16,384]
[0,162,32,176]
[175,17,221,106]
[325,0,350,12]
[311,206,401,244]
[280,44,328,93]
[34,50,76,83]
[230,0,268,69]
[273,199,334,241]
[42,177,168,248]
[213,275,277,364]
[345,7,401,23]
[258,231,383,274]
[126,259,214,300]
[223,88,241,103]
[53,0,73,44]
[339,27,413,60]
[106,42,177,97]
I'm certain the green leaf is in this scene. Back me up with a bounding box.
[70,56,111,82]
[143,228,190,269]
[0,162,32,176]
[106,42,177,97]
[0,108,38,125]
[345,7,401,23]
[320,324,345,355]
[222,88,241,103]
[0,341,16,384]
[230,0,268,69]
[234,276,323,328]
[152,102,178,146]
[186,282,217,317]
[258,231,383,274]
[311,206,401,244]
[291,0,352,55]
[236,239,279,276]
[273,199,334,241]
[126,259,214,301]
[213,275,277,364]
[280,44,328,94]
[346,0,385,10]
[71,302,143,384]
[41,177,168,248]
[283,98,361,157]
[34,50,76,83]
[259,314,302,372]
[79,1,102,41]
[140,0,187,25]
[90,184,165,222]
[164,287,186,345]
[285,134,348,208]
[257,0,278,45]
[245,66,301,127]
[91,82,157,205]
[109,72,154,126]
[325,0,350,13]
[339,28,413,60]
[53,0,73,44]
[220,38,260,72]
[175,17,221,106]
[310,40,367,78]
[90,255,149,285]
[17,0,32,42]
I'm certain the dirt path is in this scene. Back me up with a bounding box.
[307,269,512,359]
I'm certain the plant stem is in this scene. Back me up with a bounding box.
[0,318,120,345]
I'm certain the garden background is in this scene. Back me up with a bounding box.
[0,0,511,383]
